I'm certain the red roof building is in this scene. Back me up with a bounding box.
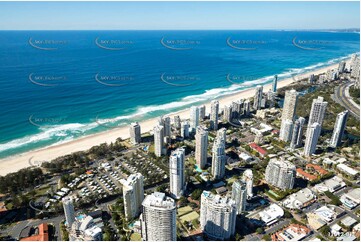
[249,142,268,157]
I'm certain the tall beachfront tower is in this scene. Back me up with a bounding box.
[280,89,298,141]
[281,89,298,121]
[169,148,186,199]
[308,96,328,128]
[290,117,305,149]
[330,110,349,148]
[123,173,144,220]
[141,192,176,241]
[129,122,141,144]
[195,126,208,169]
[153,124,164,157]
[199,105,206,120]
[272,75,278,92]
[189,106,199,132]
[253,85,263,110]
[242,169,253,199]
[279,119,294,142]
[211,130,226,179]
[265,159,296,190]
[210,100,219,130]
[62,197,75,228]
[231,180,247,214]
[304,122,321,157]
[200,191,237,240]
[181,121,190,138]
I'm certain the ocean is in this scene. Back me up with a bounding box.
[0,30,359,159]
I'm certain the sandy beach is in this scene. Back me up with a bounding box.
[0,61,347,176]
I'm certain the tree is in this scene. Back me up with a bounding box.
[256,227,264,234]
[191,189,203,200]
[262,234,272,241]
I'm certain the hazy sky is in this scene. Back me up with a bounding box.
[0,1,359,30]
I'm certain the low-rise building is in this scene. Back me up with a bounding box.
[249,142,268,157]
[271,224,311,241]
[336,164,359,179]
[341,216,358,228]
[313,176,346,193]
[340,188,360,209]
[307,205,345,230]
[258,203,284,226]
[282,188,316,209]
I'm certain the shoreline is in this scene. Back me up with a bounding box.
[0,60,348,176]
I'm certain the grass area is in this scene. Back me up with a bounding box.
[35,185,50,197]
[130,233,142,241]
[177,206,193,216]
[180,211,199,223]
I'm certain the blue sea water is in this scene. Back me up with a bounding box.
[0,30,359,159]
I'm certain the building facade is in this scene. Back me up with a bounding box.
[200,191,237,240]
[141,192,176,241]
[265,159,296,190]
[169,148,186,199]
[123,173,144,220]
[195,126,208,169]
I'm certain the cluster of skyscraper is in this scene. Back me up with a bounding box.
[278,88,348,157]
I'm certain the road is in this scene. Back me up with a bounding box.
[334,82,360,119]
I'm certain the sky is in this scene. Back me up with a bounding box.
[0,1,359,30]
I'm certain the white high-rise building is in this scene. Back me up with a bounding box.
[181,121,190,138]
[290,117,305,149]
[265,159,296,190]
[304,122,321,157]
[279,119,294,142]
[253,85,263,110]
[62,197,75,228]
[351,55,360,86]
[231,180,247,214]
[272,75,278,92]
[195,126,208,169]
[200,191,237,240]
[174,115,181,130]
[210,100,219,130]
[242,169,253,199]
[308,96,328,128]
[199,105,206,120]
[123,173,144,220]
[129,122,141,144]
[338,61,346,73]
[330,110,349,148]
[169,148,186,199]
[190,106,199,132]
[280,89,298,140]
[141,192,176,241]
[243,99,251,116]
[153,125,164,157]
[281,89,298,121]
[163,117,171,137]
[223,105,232,122]
[211,134,226,179]
[217,127,227,143]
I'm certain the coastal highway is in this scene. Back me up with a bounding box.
[334,82,360,119]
